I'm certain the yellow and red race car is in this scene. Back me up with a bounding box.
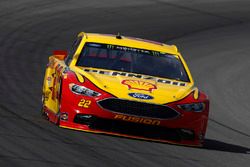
[42,32,209,146]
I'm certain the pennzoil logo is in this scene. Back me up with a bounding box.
[114,114,160,126]
[83,68,187,87]
[122,80,157,92]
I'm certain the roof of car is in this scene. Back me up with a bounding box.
[78,32,178,54]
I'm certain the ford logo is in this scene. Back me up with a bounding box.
[128,93,154,100]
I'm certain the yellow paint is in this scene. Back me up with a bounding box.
[75,72,85,83]
[193,88,199,100]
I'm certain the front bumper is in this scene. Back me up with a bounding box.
[55,82,209,146]
[58,98,207,146]
[59,114,203,146]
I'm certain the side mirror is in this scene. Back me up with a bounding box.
[53,50,68,60]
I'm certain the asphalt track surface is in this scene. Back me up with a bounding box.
[0,0,250,166]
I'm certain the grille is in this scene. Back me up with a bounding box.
[74,114,195,141]
[98,98,179,119]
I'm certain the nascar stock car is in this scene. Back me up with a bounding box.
[42,32,209,146]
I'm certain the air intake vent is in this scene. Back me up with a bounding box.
[98,98,179,119]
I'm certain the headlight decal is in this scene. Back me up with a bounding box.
[177,103,205,112]
[69,83,101,97]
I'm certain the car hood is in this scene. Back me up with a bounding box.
[76,68,194,104]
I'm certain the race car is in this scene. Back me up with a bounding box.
[42,32,209,146]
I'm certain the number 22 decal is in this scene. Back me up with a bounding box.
[78,99,91,108]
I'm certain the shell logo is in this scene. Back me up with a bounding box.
[121,80,157,92]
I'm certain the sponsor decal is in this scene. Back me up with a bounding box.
[47,76,52,81]
[83,68,186,86]
[122,80,157,92]
[106,44,151,54]
[48,58,56,68]
[114,114,160,126]
[78,99,92,108]
[87,42,165,55]
[47,77,52,86]
[128,93,153,100]
[55,63,66,73]
[44,91,50,101]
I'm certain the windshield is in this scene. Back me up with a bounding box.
[76,43,190,82]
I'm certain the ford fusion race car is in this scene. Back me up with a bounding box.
[42,32,209,146]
